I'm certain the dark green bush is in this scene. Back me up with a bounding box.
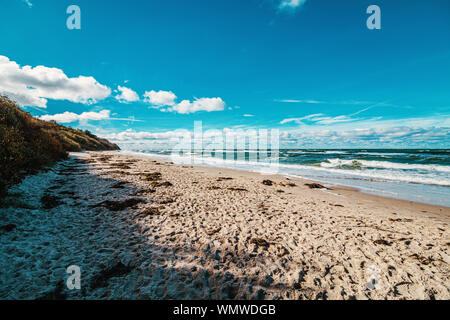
[0,97,119,196]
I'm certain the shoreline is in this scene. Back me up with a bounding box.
[115,150,450,212]
[0,151,449,299]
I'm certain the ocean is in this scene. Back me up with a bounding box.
[118,148,450,207]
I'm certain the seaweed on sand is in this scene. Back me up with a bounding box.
[90,262,133,289]
[305,183,327,189]
[140,172,162,181]
[250,238,270,248]
[40,194,63,209]
[90,198,145,211]
[151,181,173,187]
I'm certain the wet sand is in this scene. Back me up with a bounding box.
[0,151,449,299]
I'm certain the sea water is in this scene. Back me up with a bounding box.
[119,148,450,207]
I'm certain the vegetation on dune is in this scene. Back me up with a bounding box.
[0,96,119,196]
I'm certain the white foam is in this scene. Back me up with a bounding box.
[119,150,450,187]
[321,158,450,173]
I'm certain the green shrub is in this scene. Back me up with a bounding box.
[0,97,119,196]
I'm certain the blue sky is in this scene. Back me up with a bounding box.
[0,0,449,148]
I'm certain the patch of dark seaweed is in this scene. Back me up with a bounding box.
[110,181,128,189]
[36,283,67,300]
[136,207,160,217]
[140,172,162,181]
[134,189,156,195]
[250,238,270,248]
[41,194,63,209]
[90,262,133,289]
[0,224,16,232]
[217,177,233,181]
[227,187,248,192]
[90,198,145,211]
[305,183,327,189]
[151,181,173,187]
[373,239,392,246]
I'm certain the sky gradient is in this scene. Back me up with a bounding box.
[1,0,449,148]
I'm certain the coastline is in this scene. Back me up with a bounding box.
[0,151,448,299]
[116,149,450,208]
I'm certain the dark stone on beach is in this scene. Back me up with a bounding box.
[208,186,221,190]
[90,198,145,211]
[90,262,133,289]
[40,194,63,209]
[373,239,392,246]
[0,224,16,232]
[262,180,274,186]
[305,183,326,189]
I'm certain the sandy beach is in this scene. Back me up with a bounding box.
[0,151,449,300]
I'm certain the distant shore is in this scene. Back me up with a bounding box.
[1,151,448,299]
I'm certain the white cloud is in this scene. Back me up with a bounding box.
[105,130,191,141]
[115,86,139,103]
[275,99,378,105]
[280,114,324,124]
[169,97,226,114]
[0,55,111,108]
[309,115,356,125]
[143,90,177,106]
[276,99,322,103]
[278,114,450,147]
[38,109,143,124]
[281,111,377,126]
[243,114,254,117]
[279,0,307,11]
[39,110,111,123]
[102,113,449,149]
[282,126,450,148]
[143,89,226,114]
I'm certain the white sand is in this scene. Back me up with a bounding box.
[0,151,448,299]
